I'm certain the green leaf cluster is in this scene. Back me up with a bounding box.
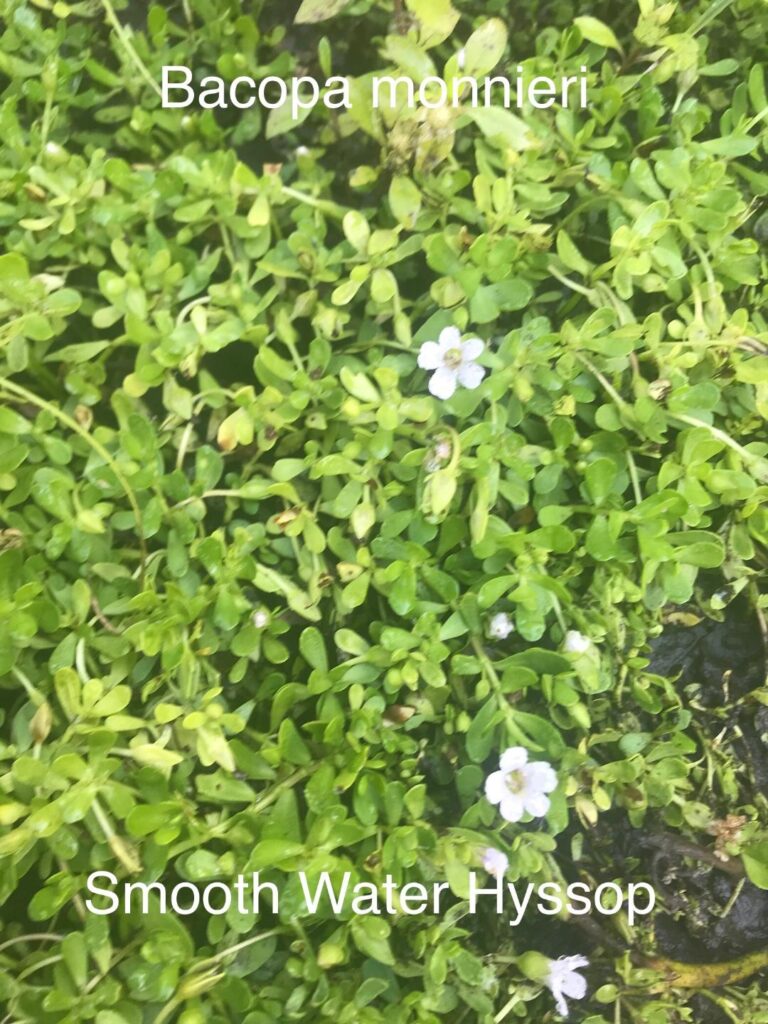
[1,0,768,1022]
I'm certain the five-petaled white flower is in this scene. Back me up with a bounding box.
[544,955,589,1017]
[252,609,270,629]
[488,612,514,640]
[484,747,558,823]
[481,847,509,879]
[418,326,486,400]
[563,630,591,654]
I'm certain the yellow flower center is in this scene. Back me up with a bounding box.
[444,347,463,369]
[505,769,525,794]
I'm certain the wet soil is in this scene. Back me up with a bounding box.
[650,600,768,795]
[649,599,765,703]
[576,600,768,1022]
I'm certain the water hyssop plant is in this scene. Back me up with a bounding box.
[1,0,768,1022]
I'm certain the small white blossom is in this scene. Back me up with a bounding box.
[484,747,558,823]
[457,47,466,70]
[481,847,508,878]
[295,145,310,156]
[252,609,270,629]
[45,141,61,156]
[433,438,452,461]
[488,612,514,640]
[425,437,452,473]
[544,955,589,1017]
[417,326,486,400]
[563,630,591,654]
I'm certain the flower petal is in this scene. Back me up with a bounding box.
[561,956,590,971]
[499,747,528,773]
[418,341,443,369]
[484,771,506,804]
[525,762,558,793]
[489,613,513,639]
[482,847,509,877]
[438,325,461,352]
[560,971,587,1000]
[461,336,484,361]
[499,794,524,822]
[552,987,569,1017]
[563,629,591,653]
[428,367,458,400]
[456,360,486,390]
[522,791,550,818]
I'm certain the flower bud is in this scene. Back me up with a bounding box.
[30,702,53,745]
[517,950,551,983]
[488,613,514,640]
[563,630,591,654]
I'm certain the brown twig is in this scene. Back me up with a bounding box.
[90,595,121,635]
[641,833,745,878]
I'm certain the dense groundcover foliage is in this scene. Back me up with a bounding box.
[2,0,768,1021]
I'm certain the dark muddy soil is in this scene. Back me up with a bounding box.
[650,599,768,794]
[576,601,768,1022]
[649,599,765,703]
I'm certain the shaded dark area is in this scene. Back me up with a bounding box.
[648,604,768,1021]
[649,598,765,704]
[654,870,768,961]
[565,603,768,1022]
[650,598,768,795]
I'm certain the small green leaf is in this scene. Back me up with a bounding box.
[300,626,328,671]
[278,719,312,765]
[743,842,768,889]
[295,0,353,24]
[351,917,394,965]
[463,18,508,77]
[389,175,421,227]
[574,15,622,52]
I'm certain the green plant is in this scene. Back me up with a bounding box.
[1,0,768,1021]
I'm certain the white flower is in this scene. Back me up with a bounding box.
[45,141,61,156]
[433,438,452,461]
[563,630,591,654]
[252,609,270,629]
[488,612,514,640]
[481,847,508,879]
[425,437,453,472]
[417,326,486,400]
[457,47,466,70]
[544,955,589,1017]
[295,145,310,156]
[484,747,558,823]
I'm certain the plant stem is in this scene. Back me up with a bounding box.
[101,0,162,97]
[668,413,768,483]
[191,928,283,972]
[0,934,63,954]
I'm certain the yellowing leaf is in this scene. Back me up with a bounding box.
[295,0,353,24]
[129,744,184,770]
[464,18,508,77]
[217,407,253,452]
[574,16,622,52]
[196,726,236,772]
[247,196,270,227]
[406,0,459,47]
